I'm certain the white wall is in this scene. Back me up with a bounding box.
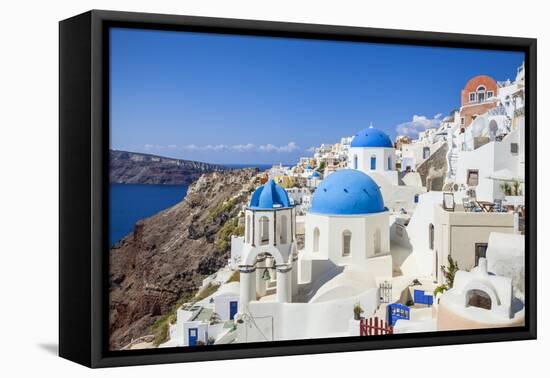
[348,146,398,185]
[214,294,240,321]
[239,287,379,341]
[406,191,443,277]
[304,212,390,265]
[183,322,209,346]
[486,232,525,300]
[401,140,445,168]
[455,126,522,201]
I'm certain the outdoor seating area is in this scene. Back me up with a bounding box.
[462,197,516,213]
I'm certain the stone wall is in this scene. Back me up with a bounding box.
[416,143,448,191]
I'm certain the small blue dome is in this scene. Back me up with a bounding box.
[310,170,385,215]
[306,165,312,170]
[351,127,393,148]
[311,171,321,178]
[248,179,292,210]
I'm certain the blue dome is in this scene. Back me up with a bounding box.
[310,170,385,215]
[248,179,292,210]
[311,171,321,178]
[351,127,393,148]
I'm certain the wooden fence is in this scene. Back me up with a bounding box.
[360,317,393,336]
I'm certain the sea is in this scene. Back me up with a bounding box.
[109,163,275,247]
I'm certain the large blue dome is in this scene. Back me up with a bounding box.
[248,179,292,210]
[310,170,385,215]
[351,127,393,148]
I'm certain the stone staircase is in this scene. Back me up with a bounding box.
[449,148,459,180]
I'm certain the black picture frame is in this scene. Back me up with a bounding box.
[59,9,537,368]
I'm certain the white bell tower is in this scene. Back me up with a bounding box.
[238,179,298,314]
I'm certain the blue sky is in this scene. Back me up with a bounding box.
[110,28,524,165]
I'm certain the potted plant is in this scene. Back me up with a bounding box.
[353,303,364,320]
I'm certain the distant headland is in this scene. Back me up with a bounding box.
[109,150,227,185]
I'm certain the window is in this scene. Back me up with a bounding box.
[487,91,494,98]
[461,117,465,125]
[467,170,479,187]
[414,194,419,204]
[246,215,251,243]
[469,92,476,103]
[370,156,376,170]
[428,224,434,250]
[511,142,519,154]
[476,86,486,102]
[313,227,320,252]
[423,146,430,160]
[353,155,358,169]
[373,229,381,255]
[259,216,270,245]
[475,243,488,266]
[280,215,288,244]
[387,157,391,170]
[342,230,352,257]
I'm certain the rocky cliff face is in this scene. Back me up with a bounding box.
[109,168,260,350]
[416,143,449,191]
[110,150,226,185]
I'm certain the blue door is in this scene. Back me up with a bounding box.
[229,301,238,320]
[370,156,376,170]
[387,303,410,326]
[414,289,434,306]
[188,328,198,346]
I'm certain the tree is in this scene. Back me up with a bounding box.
[316,161,326,172]
[434,255,459,297]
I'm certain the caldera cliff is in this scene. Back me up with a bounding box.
[109,168,260,349]
[110,149,226,185]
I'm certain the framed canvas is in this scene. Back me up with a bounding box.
[59,10,537,368]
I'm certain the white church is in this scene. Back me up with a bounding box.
[231,166,393,342]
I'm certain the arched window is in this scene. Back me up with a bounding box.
[476,85,486,103]
[342,230,352,257]
[280,215,288,244]
[370,156,376,170]
[429,224,434,250]
[466,289,492,310]
[373,228,381,255]
[313,227,320,252]
[353,155,358,170]
[259,216,270,245]
[246,214,251,243]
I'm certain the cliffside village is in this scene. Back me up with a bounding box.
[125,62,526,349]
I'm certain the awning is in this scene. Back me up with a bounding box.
[487,168,524,183]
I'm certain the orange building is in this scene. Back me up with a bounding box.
[459,75,499,128]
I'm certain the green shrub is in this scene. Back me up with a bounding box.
[433,255,459,297]
[207,199,236,222]
[193,283,220,303]
[215,217,244,251]
[227,270,240,283]
[150,292,194,346]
